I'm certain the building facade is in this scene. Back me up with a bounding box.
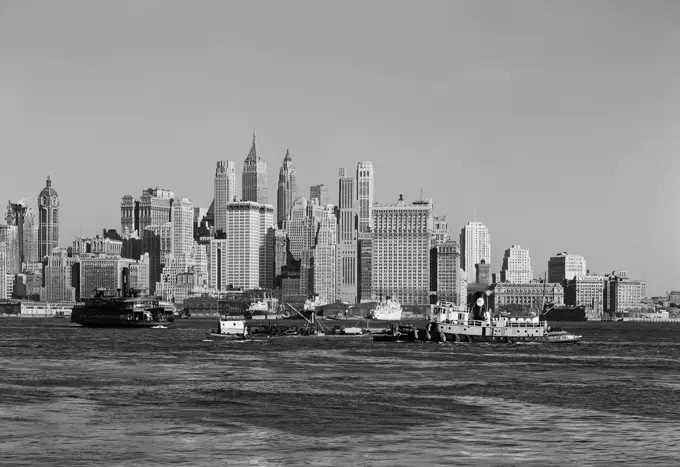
[436,240,461,305]
[0,225,20,274]
[225,201,274,290]
[492,282,564,312]
[277,150,297,228]
[214,160,237,236]
[356,161,374,238]
[72,235,123,257]
[564,274,605,314]
[242,133,268,204]
[42,248,75,302]
[501,245,533,283]
[6,201,38,265]
[122,187,175,236]
[172,197,195,259]
[79,256,134,299]
[38,176,60,259]
[372,196,433,305]
[432,216,451,247]
[548,252,586,283]
[460,221,491,285]
[314,215,337,304]
[209,239,228,292]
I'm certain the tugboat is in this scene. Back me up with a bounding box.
[207,316,248,340]
[71,289,173,328]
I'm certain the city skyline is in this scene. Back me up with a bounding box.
[2,1,679,295]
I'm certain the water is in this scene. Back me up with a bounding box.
[1,319,679,466]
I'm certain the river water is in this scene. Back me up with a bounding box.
[0,319,678,466]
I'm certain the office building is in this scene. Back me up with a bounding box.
[314,215,337,304]
[548,252,586,283]
[6,200,38,265]
[501,245,533,283]
[42,248,75,302]
[356,161,374,238]
[565,275,605,314]
[214,160,237,236]
[460,221,491,285]
[309,184,330,206]
[436,240,461,305]
[122,187,174,236]
[337,168,358,303]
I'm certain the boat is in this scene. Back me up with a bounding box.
[303,295,326,313]
[246,294,283,319]
[207,316,248,340]
[370,297,403,321]
[373,293,582,344]
[71,290,173,328]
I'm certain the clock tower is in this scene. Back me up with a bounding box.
[38,175,60,259]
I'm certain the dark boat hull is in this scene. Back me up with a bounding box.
[71,309,173,328]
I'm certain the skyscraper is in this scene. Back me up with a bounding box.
[459,221,491,284]
[337,168,357,303]
[501,245,533,283]
[277,150,297,228]
[356,161,374,238]
[0,225,20,274]
[214,160,237,236]
[242,133,268,204]
[314,214,337,304]
[548,252,586,283]
[372,196,433,305]
[38,176,59,259]
[6,200,38,265]
[123,187,174,236]
[172,198,195,259]
[309,184,330,206]
[42,247,75,302]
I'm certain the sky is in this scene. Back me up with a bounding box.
[1,0,679,295]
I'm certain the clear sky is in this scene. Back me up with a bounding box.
[1,0,679,295]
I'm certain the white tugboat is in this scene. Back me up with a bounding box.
[207,316,248,340]
[370,297,403,321]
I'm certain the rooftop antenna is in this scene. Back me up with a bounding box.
[474,208,477,222]
[420,188,423,199]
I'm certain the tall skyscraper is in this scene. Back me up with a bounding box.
[242,133,268,204]
[209,238,228,291]
[38,176,59,259]
[214,160,237,236]
[172,198,195,259]
[548,252,586,283]
[460,221,491,284]
[0,225,20,274]
[501,245,533,283]
[123,187,174,236]
[309,184,330,206]
[356,161,374,238]
[337,168,358,303]
[277,150,297,228]
[225,201,274,290]
[372,196,433,305]
[314,214,337,304]
[0,242,6,299]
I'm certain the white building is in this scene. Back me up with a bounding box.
[43,248,75,302]
[432,216,451,247]
[0,242,6,298]
[314,215,337,304]
[460,221,491,285]
[225,201,274,290]
[372,196,433,305]
[214,160,237,236]
[501,245,533,283]
[548,252,586,283]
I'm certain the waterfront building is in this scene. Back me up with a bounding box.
[6,200,38,265]
[225,201,274,290]
[356,161,374,238]
[460,221,491,285]
[214,160,237,236]
[122,187,174,236]
[277,150,297,228]
[0,225,20,274]
[604,274,644,313]
[372,196,433,305]
[24,262,44,300]
[564,275,605,314]
[314,215,337,304]
[432,216,451,247]
[548,252,586,283]
[436,240,461,305]
[309,184,330,206]
[669,291,680,305]
[42,248,75,302]
[501,245,533,283]
[492,282,564,312]
[79,256,135,299]
[38,176,60,260]
[72,235,122,257]
[242,133,268,204]
[337,168,358,303]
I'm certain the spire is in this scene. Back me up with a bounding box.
[247,132,258,160]
[46,175,51,187]
[284,149,291,162]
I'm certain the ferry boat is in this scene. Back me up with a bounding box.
[370,297,403,321]
[207,317,248,340]
[71,290,173,328]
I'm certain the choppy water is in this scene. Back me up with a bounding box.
[1,319,679,466]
